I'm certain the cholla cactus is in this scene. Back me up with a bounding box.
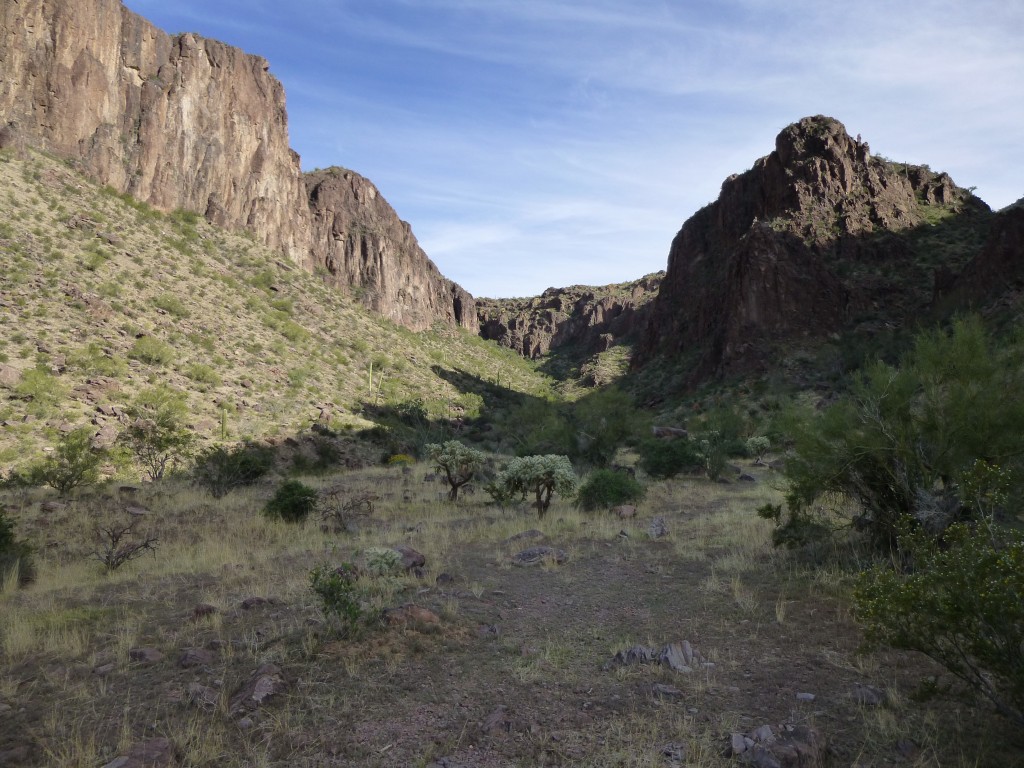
[497,455,577,516]
[746,436,771,465]
[426,441,485,501]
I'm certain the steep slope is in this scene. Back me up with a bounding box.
[635,115,991,379]
[306,168,477,332]
[0,0,475,332]
[0,149,549,469]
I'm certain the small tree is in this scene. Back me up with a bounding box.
[29,427,105,495]
[121,386,195,481]
[577,469,644,512]
[746,436,771,465]
[426,440,485,501]
[497,455,577,516]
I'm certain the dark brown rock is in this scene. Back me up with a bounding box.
[393,545,426,572]
[510,546,568,567]
[177,647,215,668]
[128,647,164,665]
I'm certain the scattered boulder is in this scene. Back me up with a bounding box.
[612,505,637,519]
[128,647,164,665]
[384,604,441,627]
[647,517,669,538]
[177,648,215,668]
[510,546,568,567]
[393,545,426,572]
[228,664,288,718]
[100,737,177,768]
[604,640,705,673]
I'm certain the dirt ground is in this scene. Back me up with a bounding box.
[0,465,1018,767]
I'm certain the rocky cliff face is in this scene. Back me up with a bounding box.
[0,0,475,332]
[306,168,477,332]
[477,274,662,359]
[635,116,989,378]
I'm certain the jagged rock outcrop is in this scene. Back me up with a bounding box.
[306,168,477,332]
[635,115,988,378]
[477,274,662,358]
[0,0,476,331]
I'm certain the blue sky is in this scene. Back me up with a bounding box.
[124,0,1023,298]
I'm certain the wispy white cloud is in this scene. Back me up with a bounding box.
[123,0,1024,296]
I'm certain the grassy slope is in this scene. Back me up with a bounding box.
[0,149,553,471]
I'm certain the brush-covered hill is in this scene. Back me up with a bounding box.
[0,148,553,472]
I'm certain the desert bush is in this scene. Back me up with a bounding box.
[14,367,66,415]
[856,519,1024,727]
[496,454,577,516]
[364,547,403,577]
[0,506,35,588]
[264,479,317,523]
[184,363,221,386]
[577,469,644,511]
[778,316,1024,549]
[426,440,485,501]
[638,437,703,479]
[746,435,771,464]
[128,336,174,366]
[28,427,105,495]
[570,388,643,468]
[309,564,364,637]
[121,386,195,481]
[193,441,275,498]
[501,399,574,457]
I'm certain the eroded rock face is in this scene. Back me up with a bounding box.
[305,168,477,332]
[476,274,662,358]
[0,0,308,263]
[635,115,986,379]
[0,0,477,332]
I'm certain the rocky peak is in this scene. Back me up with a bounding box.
[636,115,988,380]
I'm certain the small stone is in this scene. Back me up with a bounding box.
[178,647,215,668]
[93,663,116,676]
[730,732,748,755]
[510,545,567,567]
[237,717,255,730]
[128,647,164,665]
[187,682,220,709]
[795,692,815,702]
[393,545,426,571]
[652,683,683,699]
[647,516,669,538]
[612,505,637,519]
[852,683,886,706]
[228,664,287,717]
[751,724,775,743]
[435,572,455,586]
[504,529,545,544]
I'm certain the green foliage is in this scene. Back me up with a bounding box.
[121,386,195,481]
[426,440,485,501]
[67,343,128,377]
[27,427,105,495]
[577,469,644,511]
[0,506,35,588]
[496,454,577,516]
[184,363,221,386]
[856,520,1024,727]
[779,316,1024,548]
[309,564,364,637]
[128,336,175,366]
[14,367,66,415]
[638,437,703,479]
[264,479,318,523]
[746,436,771,464]
[364,547,403,577]
[500,399,575,457]
[193,441,275,498]
[152,293,190,318]
[571,388,643,468]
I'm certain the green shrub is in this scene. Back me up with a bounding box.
[309,564,363,637]
[638,438,703,479]
[779,316,1024,549]
[193,442,275,498]
[577,469,644,511]
[0,506,35,588]
[856,520,1024,727]
[570,388,643,467]
[185,363,221,386]
[496,455,577,516]
[14,367,66,415]
[28,427,105,495]
[264,479,317,523]
[121,386,195,481]
[152,293,190,318]
[128,336,174,366]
